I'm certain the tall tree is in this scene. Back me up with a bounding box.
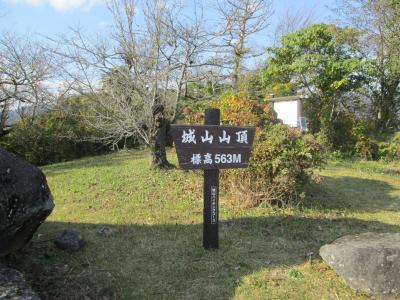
[216,0,273,90]
[53,0,214,168]
[263,24,365,147]
[335,0,400,133]
[0,34,54,136]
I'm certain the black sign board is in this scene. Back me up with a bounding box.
[171,125,256,170]
[171,109,256,250]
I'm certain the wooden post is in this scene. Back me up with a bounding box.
[203,108,220,249]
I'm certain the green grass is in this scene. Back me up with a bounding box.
[11,150,400,299]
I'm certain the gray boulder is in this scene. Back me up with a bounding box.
[0,267,40,299]
[320,232,400,295]
[97,227,114,238]
[0,149,54,257]
[54,229,85,251]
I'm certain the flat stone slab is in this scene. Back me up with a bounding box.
[320,232,400,295]
[0,267,40,300]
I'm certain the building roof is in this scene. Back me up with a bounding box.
[265,95,302,102]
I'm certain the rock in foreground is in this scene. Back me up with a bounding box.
[97,227,113,238]
[0,267,40,300]
[0,149,54,257]
[54,229,85,251]
[320,232,400,295]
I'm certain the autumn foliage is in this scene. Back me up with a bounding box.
[182,96,326,207]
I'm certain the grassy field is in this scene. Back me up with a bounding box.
[9,150,400,299]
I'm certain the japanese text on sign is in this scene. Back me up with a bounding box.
[171,125,256,170]
[211,186,218,224]
[191,153,241,165]
[181,129,249,145]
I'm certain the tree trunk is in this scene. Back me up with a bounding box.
[233,48,242,91]
[0,100,10,137]
[375,78,400,134]
[150,104,174,169]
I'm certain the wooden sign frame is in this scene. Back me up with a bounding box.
[171,125,255,170]
[171,109,256,249]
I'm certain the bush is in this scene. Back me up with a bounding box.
[183,95,278,127]
[0,98,110,165]
[181,96,326,207]
[378,133,400,161]
[331,112,358,154]
[222,124,325,207]
[212,95,277,127]
[355,137,379,160]
[350,119,379,160]
[317,115,383,161]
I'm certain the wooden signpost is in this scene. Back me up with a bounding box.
[171,108,256,249]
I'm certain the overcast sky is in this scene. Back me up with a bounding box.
[0,0,336,38]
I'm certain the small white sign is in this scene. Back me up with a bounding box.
[274,100,299,127]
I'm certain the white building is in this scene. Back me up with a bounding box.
[267,95,307,131]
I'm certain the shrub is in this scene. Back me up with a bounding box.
[378,133,400,161]
[221,124,325,207]
[0,98,110,165]
[350,119,379,160]
[212,95,277,127]
[318,115,383,161]
[331,112,358,154]
[182,95,278,127]
[355,137,379,160]
[182,106,204,125]
[186,96,326,207]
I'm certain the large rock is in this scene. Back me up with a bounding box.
[0,149,54,257]
[320,232,400,295]
[0,267,40,299]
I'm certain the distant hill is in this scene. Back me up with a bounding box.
[7,109,20,125]
[6,104,49,126]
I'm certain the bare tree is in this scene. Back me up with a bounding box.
[216,0,274,89]
[0,33,54,136]
[273,7,319,45]
[53,0,215,168]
